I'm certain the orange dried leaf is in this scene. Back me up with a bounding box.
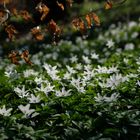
[57,1,64,11]
[85,14,92,28]
[0,0,11,4]
[20,10,32,21]
[5,25,18,40]
[0,8,10,25]
[36,2,50,21]
[79,18,86,33]
[66,0,73,7]
[20,50,33,66]
[48,19,61,36]
[8,50,20,65]
[104,0,113,10]
[72,18,80,29]
[92,13,100,26]
[72,18,86,33]
[11,8,18,17]
[31,27,44,41]
[35,34,44,41]
[48,19,57,33]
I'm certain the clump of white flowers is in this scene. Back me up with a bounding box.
[94,93,120,103]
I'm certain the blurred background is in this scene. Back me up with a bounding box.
[4,0,139,24]
[0,0,140,56]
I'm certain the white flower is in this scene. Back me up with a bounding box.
[128,21,137,28]
[0,105,12,117]
[106,74,128,89]
[63,72,72,80]
[52,52,58,60]
[96,65,109,74]
[70,55,78,63]
[83,49,90,55]
[34,77,43,85]
[18,104,39,118]
[23,69,38,77]
[136,57,140,65]
[104,93,120,102]
[76,37,83,44]
[55,87,71,97]
[75,63,82,70]
[108,66,119,73]
[36,83,54,96]
[43,63,60,80]
[66,65,76,74]
[83,65,95,81]
[27,94,41,103]
[94,93,105,103]
[5,64,15,72]
[4,70,17,78]
[14,85,29,98]
[31,54,41,65]
[137,81,140,86]
[94,93,119,103]
[131,32,138,39]
[91,52,99,59]
[127,73,138,78]
[76,86,85,93]
[123,58,129,64]
[71,77,81,87]
[106,39,114,48]
[98,80,107,88]
[71,77,85,93]
[98,34,104,41]
[96,65,118,74]
[124,43,135,50]
[82,55,91,64]
[4,71,12,78]
[116,48,122,53]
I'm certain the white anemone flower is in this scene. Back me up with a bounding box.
[66,65,76,74]
[94,93,119,103]
[55,87,71,97]
[70,55,78,63]
[106,39,115,48]
[18,104,39,118]
[0,105,12,117]
[23,69,38,77]
[43,63,60,80]
[91,52,99,59]
[137,81,140,86]
[36,83,54,96]
[27,94,41,103]
[106,74,128,89]
[14,85,29,98]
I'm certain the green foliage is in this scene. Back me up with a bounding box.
[0,18,140,139]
